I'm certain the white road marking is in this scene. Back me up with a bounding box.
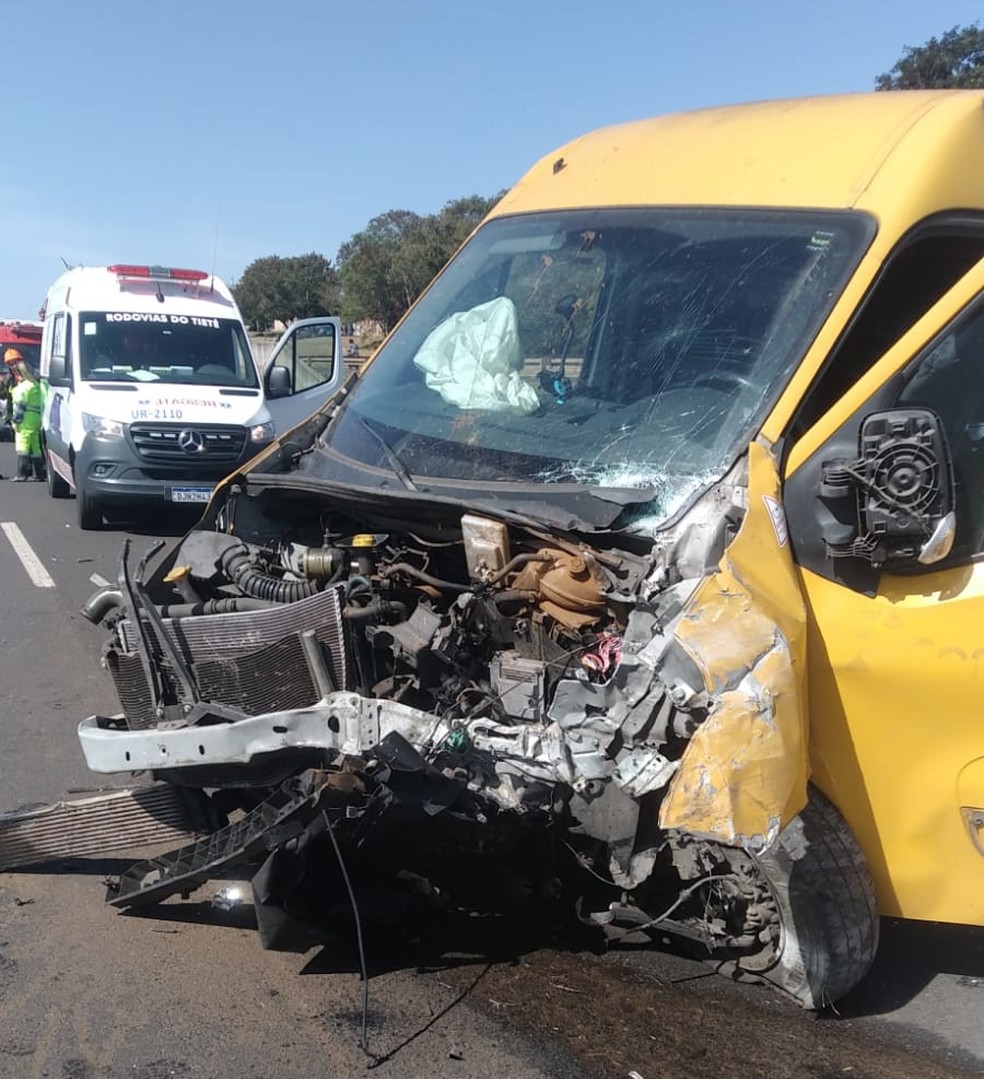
[1,522,56,588]
[89,573,110,588]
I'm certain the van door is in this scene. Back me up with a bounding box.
[262,318,344,435]
[40,311,75,496]
[782,257,984,927]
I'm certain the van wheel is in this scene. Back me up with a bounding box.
[46,456,71,499]
[76,479,103,529]
[656,788,879,1008]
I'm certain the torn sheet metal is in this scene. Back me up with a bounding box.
[660,439,809,849]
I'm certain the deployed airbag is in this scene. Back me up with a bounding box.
[413,297,540,413]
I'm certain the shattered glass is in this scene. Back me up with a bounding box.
[327,208,868,529]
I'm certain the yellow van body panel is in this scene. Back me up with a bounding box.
[780,259,984,922]
[805,563,984,922]
[493,92,981,218]
[662,441,808,845]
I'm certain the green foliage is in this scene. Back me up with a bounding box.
[336,210,425,332]
[876,24,984,90]
[234,252,339,331]
[337,193,503,330]
[234,191,505,333]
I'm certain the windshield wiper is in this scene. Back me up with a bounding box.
[359,417,419,492]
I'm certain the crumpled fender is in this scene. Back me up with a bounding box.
[659,440,808,850]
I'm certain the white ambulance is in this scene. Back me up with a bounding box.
[39,264,343,528]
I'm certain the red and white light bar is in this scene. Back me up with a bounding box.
[108,264,209,283]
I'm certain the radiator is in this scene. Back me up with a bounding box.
[108,587,348,729]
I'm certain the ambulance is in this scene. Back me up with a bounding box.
[39,264,342,528]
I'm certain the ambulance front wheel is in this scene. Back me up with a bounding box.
[45,451,71,498]
[75,478,104,530]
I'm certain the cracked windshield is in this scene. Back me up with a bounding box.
[331,208,868,525]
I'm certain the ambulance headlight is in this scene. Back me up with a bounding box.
[249,421,275,443]
[82,413,125,439]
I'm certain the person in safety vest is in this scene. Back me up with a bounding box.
[4,348,46,481]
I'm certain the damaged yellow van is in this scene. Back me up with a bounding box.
[69,91,984,1008]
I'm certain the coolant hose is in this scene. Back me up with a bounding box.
[158,598,278,618]
[80,586,277,624]
[342,599,408,623]
[220,543,320,604]
[80,587,124,624]
[379,562,470,593]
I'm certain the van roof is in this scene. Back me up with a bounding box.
[43,265,239,317]
[493,91,984,237]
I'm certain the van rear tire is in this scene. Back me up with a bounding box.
[76,479,103,530]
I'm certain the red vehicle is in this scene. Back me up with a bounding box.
[0,318,42,366]
[0,320,43,440]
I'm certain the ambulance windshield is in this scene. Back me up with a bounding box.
[78,313,258,388]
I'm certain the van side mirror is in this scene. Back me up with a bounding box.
[820,407,955,568]
[48,354,72,388]
[267,364,292,399]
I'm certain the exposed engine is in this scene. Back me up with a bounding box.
[92,502,710,796]
[75,481,768,961]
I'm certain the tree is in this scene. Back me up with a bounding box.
[336,210,425,332]
[234,253,339,331]
[336,194,503,330]
[876,24,984,90]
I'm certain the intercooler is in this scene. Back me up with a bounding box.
[106,587,349,729]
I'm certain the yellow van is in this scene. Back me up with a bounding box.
[74,91,984,1007]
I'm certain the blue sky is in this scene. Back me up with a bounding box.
[2,0,981,319]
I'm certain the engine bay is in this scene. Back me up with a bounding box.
[72,473,773,956]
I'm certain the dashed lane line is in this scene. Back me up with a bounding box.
[1,522,56,588]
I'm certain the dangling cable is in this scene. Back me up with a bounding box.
[321,809,372,1056]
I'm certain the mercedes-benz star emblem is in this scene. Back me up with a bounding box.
[178,429,206,455]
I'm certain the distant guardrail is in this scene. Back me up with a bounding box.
[249,336,278,369]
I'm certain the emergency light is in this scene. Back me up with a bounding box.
[107,265,209,283]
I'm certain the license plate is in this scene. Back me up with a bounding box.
[169,486,213,504]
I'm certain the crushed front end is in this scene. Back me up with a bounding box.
[70,204,880,1004]
[76,434,809,967]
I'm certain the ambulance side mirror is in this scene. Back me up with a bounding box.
[48,354,72,388]
[267,364,292,399]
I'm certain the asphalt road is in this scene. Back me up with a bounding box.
[1,438,984,1079]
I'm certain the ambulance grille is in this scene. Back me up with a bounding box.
[129,422,249,463]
